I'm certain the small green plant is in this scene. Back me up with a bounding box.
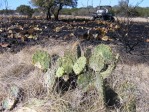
[32,50,51,71]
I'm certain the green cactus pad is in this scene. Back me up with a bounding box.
[93,44,115,64]
[58,57,73,75]
[73,56,87,75]
[56,67,65,77]
[100,64,116,79]
[32,50,50,70]
[89,54,105,72]
[44,68,56,90]
[77,71,95,91]
[94,72,104,100]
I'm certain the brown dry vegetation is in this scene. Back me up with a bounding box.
[0,18,149,112]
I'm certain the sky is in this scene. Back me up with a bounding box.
[78,0,149,8]
[0,0,148,10]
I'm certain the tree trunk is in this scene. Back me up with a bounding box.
[54,13,58,21]
[53,4,63,21]
[46,7,51,20]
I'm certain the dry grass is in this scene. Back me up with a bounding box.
[109,63,149,112]
[0,41,149,112]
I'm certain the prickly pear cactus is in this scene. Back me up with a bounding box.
[89,53,105,72]
[44,67,57,92]
[100,64,116,79]
[73,56,87,75]
[77,44,119,106]
[77,70,95,91]
[100,53,119,79]
[56,67,65,77]
[93,44,115,64]
[56,56,73,77]
[32,50,51,71]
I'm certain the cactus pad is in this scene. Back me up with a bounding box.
[89,54,105,72]
[100,64,116,79]
[73,56,87,75]
[56,67,65,77]
[77,70,95,91]
[94,72,104,100]
[44,68,56,90]
[58,57,73,75]
[32,50,50,70]
[93,44,115,64]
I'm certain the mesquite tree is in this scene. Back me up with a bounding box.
[30,0,78,20]
[16,5,34,17]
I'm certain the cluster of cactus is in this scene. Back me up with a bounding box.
[87,44,119,102]
[31,43,119,105]
[56,41,83,78]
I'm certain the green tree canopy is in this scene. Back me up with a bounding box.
[30,0,78,20]
[16,5,34,17]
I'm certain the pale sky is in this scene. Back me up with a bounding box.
[0,0,148,10]
[78,0,149,7]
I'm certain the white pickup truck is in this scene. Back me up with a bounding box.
[92,6,115,22]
